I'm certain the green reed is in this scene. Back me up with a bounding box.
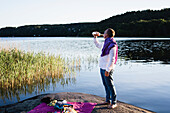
[0,48,80,92]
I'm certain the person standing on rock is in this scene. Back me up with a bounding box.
[93,28,118,109]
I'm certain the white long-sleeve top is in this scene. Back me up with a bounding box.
[94,38,117,72]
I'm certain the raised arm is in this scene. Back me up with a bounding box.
[106,45,117,72]
[93,38,103,49]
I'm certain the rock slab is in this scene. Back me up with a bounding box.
[0,92,154,113]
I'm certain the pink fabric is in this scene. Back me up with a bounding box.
[28,102,97,113]
[114,44,118,64]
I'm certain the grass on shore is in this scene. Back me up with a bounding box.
[0,48,81,90]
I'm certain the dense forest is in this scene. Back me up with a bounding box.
[0,8,170,37]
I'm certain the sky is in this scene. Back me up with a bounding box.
[0,0,169,28]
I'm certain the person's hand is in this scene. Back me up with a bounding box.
[105,71,109,77]
[93,32,100,38]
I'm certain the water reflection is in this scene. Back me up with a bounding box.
[0,76,76,102]
[0,72,78,102]
[0,37,170,107]
[117,40,170,63]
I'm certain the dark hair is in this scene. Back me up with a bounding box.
[106,28,115,37]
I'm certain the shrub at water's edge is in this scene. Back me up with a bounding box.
[0,48,81,101]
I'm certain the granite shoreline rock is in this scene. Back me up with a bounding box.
[0,92,154,113]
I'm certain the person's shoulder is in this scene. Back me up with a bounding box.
[109,46,117,52]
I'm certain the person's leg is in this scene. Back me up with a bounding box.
[100,68,110,103]
[104,70,117,105]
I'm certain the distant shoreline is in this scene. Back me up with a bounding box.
[0,8,169,38]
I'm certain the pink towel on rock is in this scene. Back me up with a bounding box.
[28,102,97,113]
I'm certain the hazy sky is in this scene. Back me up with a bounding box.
[0,0,169,28]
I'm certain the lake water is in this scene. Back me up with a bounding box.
[0,37,170,113]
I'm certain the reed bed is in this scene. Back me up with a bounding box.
[0,48,81,101]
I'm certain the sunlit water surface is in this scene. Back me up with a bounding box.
[0,37,170,113]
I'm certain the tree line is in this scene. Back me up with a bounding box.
[0,8,170,37]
